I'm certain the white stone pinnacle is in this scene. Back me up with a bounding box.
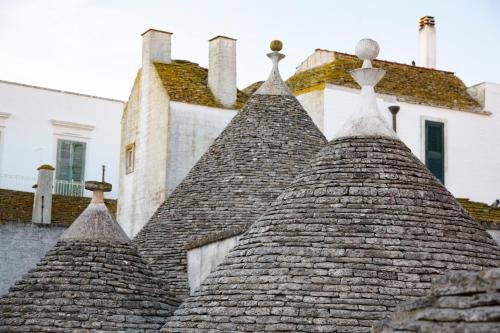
[334,39,398,139]
[255,41,292,96]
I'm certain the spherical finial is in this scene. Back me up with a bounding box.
[270,40,283,52]
[355,38,379,61]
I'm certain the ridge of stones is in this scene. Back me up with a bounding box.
[373,268,500,333]
[162,38,500,332]
[133,44,327,299]
[61,180,129,243]
[0,181,180,331]
[163,135,500,332]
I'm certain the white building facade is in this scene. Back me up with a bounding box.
[118,30,242,237]
[0,80,123,198]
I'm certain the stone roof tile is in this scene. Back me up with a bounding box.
[0,183,180,331]
[133,48,327,299]
[373,268,500,333]
[163,135,500,333]
[163,42,500,332]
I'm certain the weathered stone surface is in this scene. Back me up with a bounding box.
[0,193,179,332]
[373,268,500,333]
[163,136,500,332]
[133,92,326,299]
[0,222,66,296]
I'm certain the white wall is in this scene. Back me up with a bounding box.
[296,89,324,132]
[0,81,123,198]
[317,84,500,203]
[166,102,236,195]
[487,230,500,245]
[187,235,241,293]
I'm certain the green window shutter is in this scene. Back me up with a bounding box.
[56,139,86,182]
[56,140,72,181]
[72,142,86,182]
[425,121,445,184]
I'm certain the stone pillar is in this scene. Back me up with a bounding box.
[419,16,436,68]
[32,164,54,224]
[142,28,173,65]
[208,35,237,108]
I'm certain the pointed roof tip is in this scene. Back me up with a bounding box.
[255,40,293,96]
[334,38,399,140]
[60,181,129,243]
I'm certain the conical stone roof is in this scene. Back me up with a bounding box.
[162,40,500,333]
[133,42,327,299]
[373,268,500,333]
[0,181,179,332]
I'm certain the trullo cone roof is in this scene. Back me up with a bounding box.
[162,39,500,333]
[373,268,500,333]
[133,43,327,299]
[0,181,179,332]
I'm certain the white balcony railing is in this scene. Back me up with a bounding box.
[53,179,85,197]
[0,174,88,197]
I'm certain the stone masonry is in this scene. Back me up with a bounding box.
[133,44,326,299]
[373,268,500,333]
[0,182,179,332]
[0,222,65,296]
[164,39,500,332]
[163,136,500,333]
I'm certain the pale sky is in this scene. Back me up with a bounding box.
[0,0,499,100]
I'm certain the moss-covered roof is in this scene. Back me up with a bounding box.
[286,51,483,112]
[153,61,248,109]
[458,198,500,224]
[242,80,264,96]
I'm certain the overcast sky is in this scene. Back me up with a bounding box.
[0,0,499,100]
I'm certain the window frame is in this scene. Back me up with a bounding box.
[55,138,87,182]
[420,116,447,185]
[125,143,135,174]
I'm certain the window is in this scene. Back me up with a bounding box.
[55,139,86,196]
[125,143,135,173]
[425,120,445,184]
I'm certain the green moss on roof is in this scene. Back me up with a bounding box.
[153,61,248,109]
[458,198,500,224]
[242,81,264,96]
[286,52,482,112]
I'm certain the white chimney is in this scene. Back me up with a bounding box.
[419,16,436,68]
[208,36,237,108]
[142,29,172,66]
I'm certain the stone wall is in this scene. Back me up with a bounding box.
[0,188,117,225]
[0,222,66,295]
[0,188,118,296]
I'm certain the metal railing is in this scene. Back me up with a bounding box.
[53,179,85,197]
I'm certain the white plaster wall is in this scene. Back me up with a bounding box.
[117,72,236,237]
[208,37,237,108]
[296,89,325,132]
[296,50,335,72]
[166,102,236,195]
[118,63,170,238]
[0,81,123,198]
[487,230,500,246]
[187,235,241,293]
[117,81,140,236]
[319,85,500,203]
